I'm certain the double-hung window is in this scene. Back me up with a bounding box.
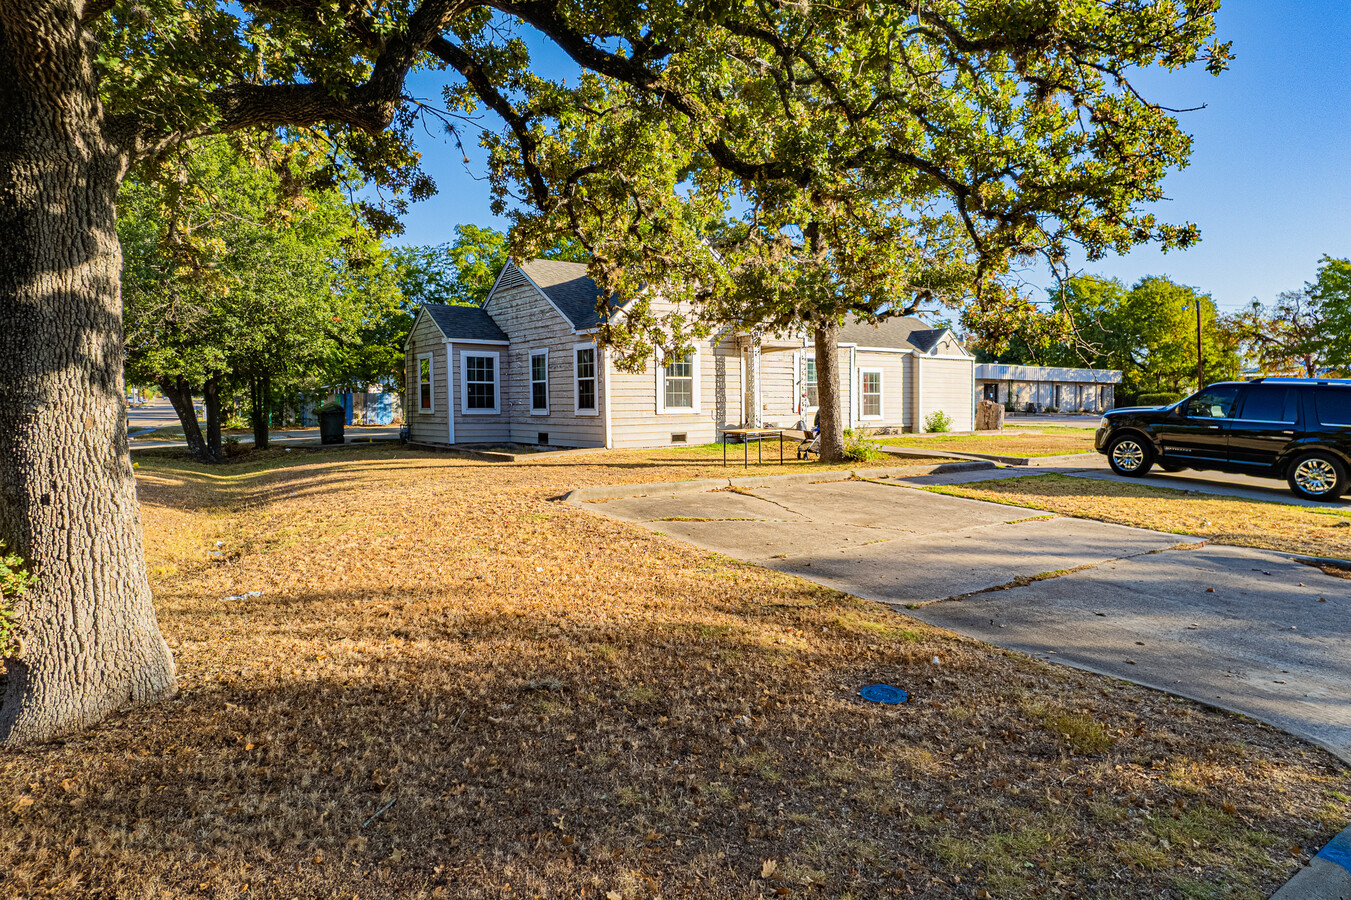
[805,358,819,408]
[461,351,499,414]
[860,370,882,419]
[574,345,597,415]
[663,354,695,410]
[530,350,549,414]
[417,354,434,412]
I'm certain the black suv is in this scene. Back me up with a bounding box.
[1095,378,1351,501]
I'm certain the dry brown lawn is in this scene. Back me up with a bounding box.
[877,428,1096,458]
[927,473,1351,559]
[2,446,1349,900]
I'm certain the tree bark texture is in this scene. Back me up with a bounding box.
[249,375,271,450]
[0,4,176,743]
[813,319,846,463]
[203,375,222,459]
[157,374,212,462]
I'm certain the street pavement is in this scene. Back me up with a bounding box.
[572,472,1351,763]
[126,396,183,430]
[125,397,401,449]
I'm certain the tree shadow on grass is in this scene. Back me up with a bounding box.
[3,595,1345,900]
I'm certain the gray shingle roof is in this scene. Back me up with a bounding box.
[837,315,957,354]
[422,303,509,343]
[517,259,626,330]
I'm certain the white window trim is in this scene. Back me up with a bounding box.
[859,368,884,420]
[460,350,500,415]
[803,354,820,413]
[573,342,600,416]
[655,346,701,415]
[529,348,550,416]
[416,352,435,414]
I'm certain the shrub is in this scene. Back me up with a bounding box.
[842,427,885,462]
[924,409,954,433]
[223,436,249,458]
[1136,392,1183,407]
[1,541,37,659]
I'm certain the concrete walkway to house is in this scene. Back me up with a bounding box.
[570,473,1351,764]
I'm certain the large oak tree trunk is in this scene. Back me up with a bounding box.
[0,7,176,743]
[813,319,846,463]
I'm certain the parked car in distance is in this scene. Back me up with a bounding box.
[1095,378,1351,501]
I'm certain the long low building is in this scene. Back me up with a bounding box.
[975,364,1121,414]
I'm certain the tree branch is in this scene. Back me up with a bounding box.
[426,35,551,209]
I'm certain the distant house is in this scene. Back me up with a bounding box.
[975,364,1121,413]
[403,259,979,448]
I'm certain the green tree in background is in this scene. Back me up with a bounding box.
[1218,256,1350,378]
[986,274,1240,400]
[122,139,400,459]
[1309,257,1351,374]
[1224,290,1327,378]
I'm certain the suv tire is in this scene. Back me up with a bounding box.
[1287,452,1348,501]
[1108,434,1154,477]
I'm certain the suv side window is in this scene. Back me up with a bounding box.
[1183,385,1241,419]
[1313,388,1351,427]
[1236,385,1297,423]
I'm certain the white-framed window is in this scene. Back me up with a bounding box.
[664,354,693,409]
[416,353,434,413]
[460,350,499,415]
[529,349,549,415]
[805,358,819,409]
[860,369,883,419]
[656,347,701,414]
[574,343,599,415]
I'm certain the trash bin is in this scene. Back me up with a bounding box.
[318,401,345,445]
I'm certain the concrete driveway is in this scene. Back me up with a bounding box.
[571,471,1351,763]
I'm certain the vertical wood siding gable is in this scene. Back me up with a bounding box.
[483,275,606,448]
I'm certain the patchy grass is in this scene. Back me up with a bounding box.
[1,447,1347,900]
[877,427,1097,457]
[927,473,1351,558]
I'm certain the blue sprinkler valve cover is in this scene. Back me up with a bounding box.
[859,684,908,704]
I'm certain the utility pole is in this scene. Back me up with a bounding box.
[1195,299,1204,389]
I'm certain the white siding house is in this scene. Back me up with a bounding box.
[404,260,980,447]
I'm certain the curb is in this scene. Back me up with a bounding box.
[1271,825,1351,899]
[1291,554,1351,572]
[560,460,996,504]
[879,445,1099,467]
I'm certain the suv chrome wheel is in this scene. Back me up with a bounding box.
[1287,452,1348,501]
[1293,458,1337,494]
[1107,435,1153,477]
[1112,440,1144,471]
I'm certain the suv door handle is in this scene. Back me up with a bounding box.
[1205,424,1220,430]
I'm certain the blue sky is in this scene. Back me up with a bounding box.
[394,2,1350,312]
